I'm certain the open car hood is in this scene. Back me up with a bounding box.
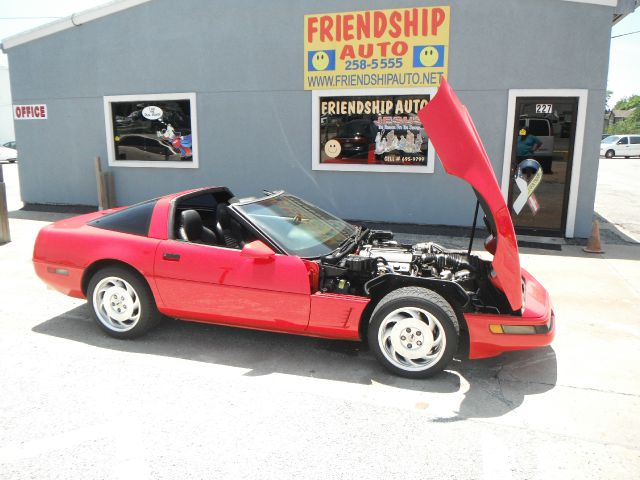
[418,79,522,311]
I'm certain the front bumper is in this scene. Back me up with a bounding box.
[465,268,555,359]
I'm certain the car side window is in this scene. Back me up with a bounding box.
[631,137,640,145]
[617,137,629,145]
[89,200,157,236]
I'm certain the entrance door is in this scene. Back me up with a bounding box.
[507,97,579,236]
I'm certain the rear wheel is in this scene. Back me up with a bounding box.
[605,149,615,159]
[368,287,459,378]
[87,267,160,338]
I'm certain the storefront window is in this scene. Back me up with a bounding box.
[103,93,198,168]
[312,88,435,173]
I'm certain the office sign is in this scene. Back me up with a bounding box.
[13,104,47,119]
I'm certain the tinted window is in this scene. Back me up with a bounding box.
[618,137,629,145]
[89,200,157,236]
[629,137,640,145]
[528,120,550,136]
[179,193,218,208]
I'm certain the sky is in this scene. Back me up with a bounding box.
[0,0,638,106]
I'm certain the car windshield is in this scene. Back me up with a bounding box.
[601,135,620,144]
[234,193,356,258]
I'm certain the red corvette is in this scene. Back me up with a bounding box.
[33,80,554,378]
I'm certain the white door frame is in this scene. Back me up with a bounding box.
[500,89,588,238]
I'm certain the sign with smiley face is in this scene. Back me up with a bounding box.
[312,88,436,173]
[304,7,450,90]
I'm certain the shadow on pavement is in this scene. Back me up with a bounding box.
[33,303,557,420]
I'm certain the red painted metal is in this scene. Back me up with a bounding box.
[418,78,523,311]
[465,268,554,359]
[307,292,369,340]
[153,239,311,331]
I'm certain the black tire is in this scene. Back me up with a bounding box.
[87,266,161,339]
[625,156,630,159]
[368,287,459,379]
[605,150,615,159]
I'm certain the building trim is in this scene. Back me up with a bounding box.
[562,0,617,6]
[0,0,617,51]
[500,88,589,238]
[1,0,152,51]
[103,92,199,169]
[311,87,437,174]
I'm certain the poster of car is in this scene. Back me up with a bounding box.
[110,99,193,163]
[312,90,435,173]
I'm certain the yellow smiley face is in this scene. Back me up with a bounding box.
[311,51,330,71]
[419,46,440,67]
[324,139,341,158]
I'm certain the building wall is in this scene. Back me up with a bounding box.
[0,66,15,144]
[7,0,612,236]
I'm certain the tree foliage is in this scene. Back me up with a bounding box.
[605,108,640,135]
[613,95,640,111]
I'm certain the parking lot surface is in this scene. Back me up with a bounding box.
[1,162,639,479]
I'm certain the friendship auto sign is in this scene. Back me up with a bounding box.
[304,7,450,90]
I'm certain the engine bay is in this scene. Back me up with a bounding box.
[318,229,514,315]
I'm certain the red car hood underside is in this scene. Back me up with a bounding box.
[418,79,522,311]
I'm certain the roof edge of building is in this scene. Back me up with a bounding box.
[0,0,621,52]
[1,0,152,52]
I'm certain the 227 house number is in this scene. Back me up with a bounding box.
[536,104,553,114]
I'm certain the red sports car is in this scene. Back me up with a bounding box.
[33,80,554,378]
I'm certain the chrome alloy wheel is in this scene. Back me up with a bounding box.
[377,307,446,371]
[92,276,142,332]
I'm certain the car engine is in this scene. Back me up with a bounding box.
[319,229,508,314]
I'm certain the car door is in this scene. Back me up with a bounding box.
[629,136,640,156]
[617,136,630,156]
[153,239,312,332]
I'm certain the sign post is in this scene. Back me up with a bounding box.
[0,164,10,244]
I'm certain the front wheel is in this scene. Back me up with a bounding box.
[368,287,459,378]
[87,266,160,339]
[605,149,615,159]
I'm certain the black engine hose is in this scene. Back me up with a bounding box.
[421,253,473,271]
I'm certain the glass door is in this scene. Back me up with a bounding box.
[507,97,579,236]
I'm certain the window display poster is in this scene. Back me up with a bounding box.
[318,94,431,169]
[110,99,193,162]
[304,7,450,90]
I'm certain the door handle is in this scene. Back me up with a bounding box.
[163,253,181,261]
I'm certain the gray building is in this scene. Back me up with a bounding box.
[2,0,637,237]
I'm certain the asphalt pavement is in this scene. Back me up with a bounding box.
[595,157,640,242]
[0,161,639,479]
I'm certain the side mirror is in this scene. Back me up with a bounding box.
[240,240,276,261]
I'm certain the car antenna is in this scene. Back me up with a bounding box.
[467,200,480,258]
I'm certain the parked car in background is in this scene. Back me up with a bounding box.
[116,134,182,161]
[0,142,17,163]
[519,116,555,173]
[333,119,378,158]
[600,134,640,158]
[519,117,554,157]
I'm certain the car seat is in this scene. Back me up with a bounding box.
[179,209,218,245]
[215,204,245,248]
